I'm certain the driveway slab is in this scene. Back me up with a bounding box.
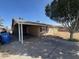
[0,38,79,59]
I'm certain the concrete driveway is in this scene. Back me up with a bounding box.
[0,38,79,59]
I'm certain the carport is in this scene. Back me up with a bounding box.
[12,19,48,44]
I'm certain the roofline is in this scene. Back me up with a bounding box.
[12,18,53,27]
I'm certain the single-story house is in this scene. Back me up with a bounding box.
[12,18,55,43]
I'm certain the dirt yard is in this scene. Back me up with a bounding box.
[51,31,79,40]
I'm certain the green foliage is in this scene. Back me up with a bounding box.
[45,0,79,22]
[45,0,79,39]
[0,17,3,26]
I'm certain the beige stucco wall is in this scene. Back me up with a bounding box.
[29,26,40,37]
[45,27,58,36]
[28,26,55,37]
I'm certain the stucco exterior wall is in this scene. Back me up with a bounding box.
[29,26,40,37]
[45,27,58,36]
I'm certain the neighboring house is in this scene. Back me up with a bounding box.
[7,29,12,34]
[0,26,5,32]
[12,18,55,43]
[57,26,68,32]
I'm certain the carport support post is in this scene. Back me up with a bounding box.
[18,23,21,42]
[21,24,23,44]
[45,26,47,39]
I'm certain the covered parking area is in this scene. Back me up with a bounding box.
[12,19,48,44]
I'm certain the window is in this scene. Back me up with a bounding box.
[40,27,43,32]
[40,27,48,32]
[46,26,48,32]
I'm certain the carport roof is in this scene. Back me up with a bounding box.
[12,18,53,27]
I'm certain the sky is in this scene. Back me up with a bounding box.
[0,0,59,29]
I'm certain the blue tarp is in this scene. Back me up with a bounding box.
[0,32,11,44]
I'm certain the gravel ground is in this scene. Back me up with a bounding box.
[0,38,79,59]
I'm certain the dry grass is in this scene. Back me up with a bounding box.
[46,30,79,40]
[54,31,79,40]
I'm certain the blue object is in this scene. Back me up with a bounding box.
[1,32,11,44]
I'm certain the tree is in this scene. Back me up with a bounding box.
[0,17,3,26]
[45,0,79,39]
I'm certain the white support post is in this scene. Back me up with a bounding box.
[18,23,21,42]
[44,26,46,39]
[21,24,23,44]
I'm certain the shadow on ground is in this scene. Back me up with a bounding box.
[44,35,64,40]
[0,35,79,59]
